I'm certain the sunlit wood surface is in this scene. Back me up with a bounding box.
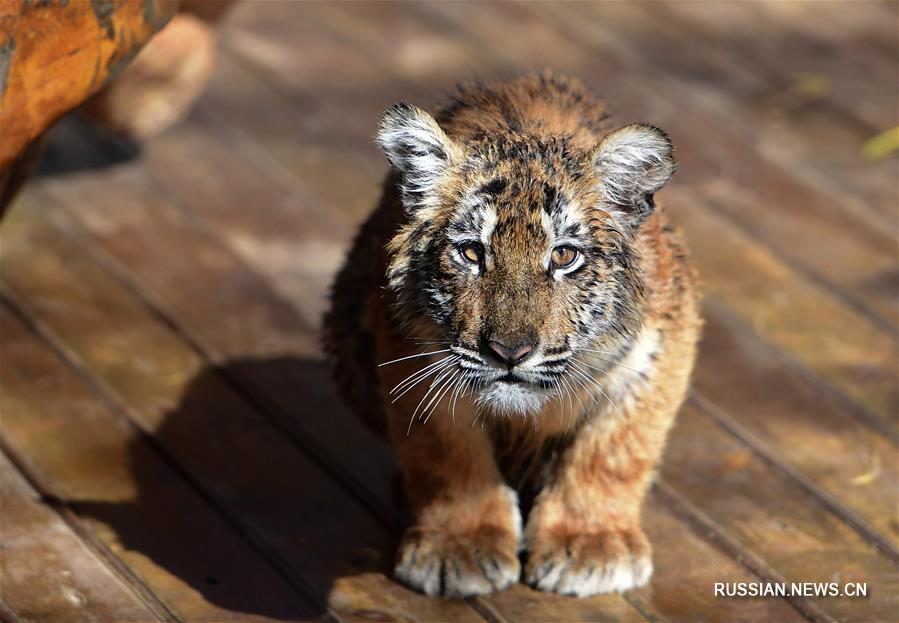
[1,2,897,621]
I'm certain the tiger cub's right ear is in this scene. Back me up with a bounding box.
[376,103,461,206]
[592,124,676,226]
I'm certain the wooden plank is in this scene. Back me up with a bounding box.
[0,452,163,623]
[35,120,394,524]
[636,0,897,134]
[670,185,897,436]
[0,600,27,623]
[663,404,899,623]
[328,574,488,623]
[751,0,897,130]
[482,495,808,623]
[694,308,899,547]
[0,303,319,622]
[0,196,457,620]
[636,0,897,230]
[637,496,810,623]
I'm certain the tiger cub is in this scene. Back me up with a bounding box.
[324,73,701,598]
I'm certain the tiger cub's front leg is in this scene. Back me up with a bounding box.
[386,390,522,598]
[524,388,675,597]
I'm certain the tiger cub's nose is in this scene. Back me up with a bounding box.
[485,338,536,367]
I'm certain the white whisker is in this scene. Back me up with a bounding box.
[378,348,452,368]
[561,372,590,422]
[580,348,621,356]
[390,354,456,396]
[423,370,459,425]
[389,356,450,394]
[578,353,646,376]
[411,365,456,422]
[556,376,565,428]
[406,365,453,436]
[570,361,623,417]
[393,360,457,407]
[449,373,469,423]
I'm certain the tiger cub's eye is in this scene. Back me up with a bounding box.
[550,246,579,269]
[459,242,484,265]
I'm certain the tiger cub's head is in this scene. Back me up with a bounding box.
[377,102,675,415]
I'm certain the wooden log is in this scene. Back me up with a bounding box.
[0,0,178,169]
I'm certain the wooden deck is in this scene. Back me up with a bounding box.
[1,2,897,621]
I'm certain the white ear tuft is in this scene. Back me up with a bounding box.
[593,124,676,212]
[375,103,460,204]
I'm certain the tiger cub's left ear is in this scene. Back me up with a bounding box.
[592,124,676,224]
[376,102,462,212]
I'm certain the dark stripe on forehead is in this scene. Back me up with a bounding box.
[492,206,548,240]
[479,177,508,197]
[542,183,558,215]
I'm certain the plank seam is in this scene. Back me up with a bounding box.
[0,439,180,623]
[0,598,28,623]
[689,390,899,563]
[621,594,667,623]
[653,482,838,623]
[464,596,505,623]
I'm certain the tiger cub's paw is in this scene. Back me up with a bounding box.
[526,526,652,597]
